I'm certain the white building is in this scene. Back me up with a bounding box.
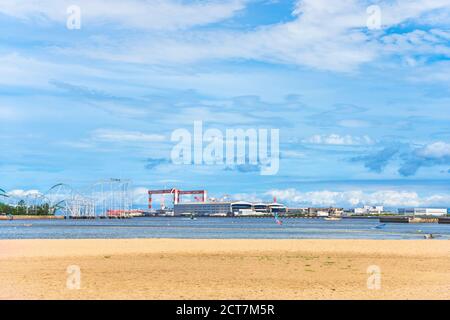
[174,202,232,216]
[316,210,329,217]
[398,208,448,216]
[353,205,384,215]
[173,201,287,216]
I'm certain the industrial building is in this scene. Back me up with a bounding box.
[302,207,343,217]
[253,203,270,213]
[353,205,384,215]
[231,201,253,215]
[174,202,232,216]
[269,203,288,214]
[398,208,448,216]
[172,201,287,217]
[148,187,287,217]
[148,188,207,210]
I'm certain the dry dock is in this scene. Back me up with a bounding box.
[380,216,446,223]
[438,217,450,224]
[379,216,410,223]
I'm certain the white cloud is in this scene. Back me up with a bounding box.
[417,141,450,158]
[0,53,114,88]
[0,54,50,87]
[304,134,373,146]
[66,0,373,71]
[7,189,42,198]
[382,29,450,59]
[0,0,244,30]
[52,0,450,72]
[3,0,450,73]
[133,187,150,205]
[266,188,450,207]
[231,193,263,203]
[92,129,166,142]
[378,0,450,26]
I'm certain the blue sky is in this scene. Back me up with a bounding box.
[1,0,450,208]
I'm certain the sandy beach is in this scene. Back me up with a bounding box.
[0,239,449,300]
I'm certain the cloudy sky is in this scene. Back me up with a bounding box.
[1,0,450,208]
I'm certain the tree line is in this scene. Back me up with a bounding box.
[0,201,54,216]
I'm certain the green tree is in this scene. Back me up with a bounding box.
[16,200,27,215]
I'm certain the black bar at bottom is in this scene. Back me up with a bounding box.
[0,300,446,319]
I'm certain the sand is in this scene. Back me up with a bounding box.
[0,239,449,300]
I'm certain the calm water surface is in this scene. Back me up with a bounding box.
[0,217,449,239]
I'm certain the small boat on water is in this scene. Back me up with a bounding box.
[182,213,197,220]
[324,217,342,221]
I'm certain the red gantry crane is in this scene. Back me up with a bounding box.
[147,188,207,210]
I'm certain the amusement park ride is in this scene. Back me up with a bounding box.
[1,182,211,219]
[1,179,136,219]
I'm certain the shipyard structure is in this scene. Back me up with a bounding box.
[148,188,286,217]
[174,201,287,217]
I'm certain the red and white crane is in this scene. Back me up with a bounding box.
[147,188,207,210]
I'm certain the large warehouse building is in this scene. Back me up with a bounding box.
[173,201,287,216]
[174,202,232,216]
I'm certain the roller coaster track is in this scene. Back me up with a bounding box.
[2,180,132,218]
[0,188,8,198]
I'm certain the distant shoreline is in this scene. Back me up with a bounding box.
[0,215,63,220]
